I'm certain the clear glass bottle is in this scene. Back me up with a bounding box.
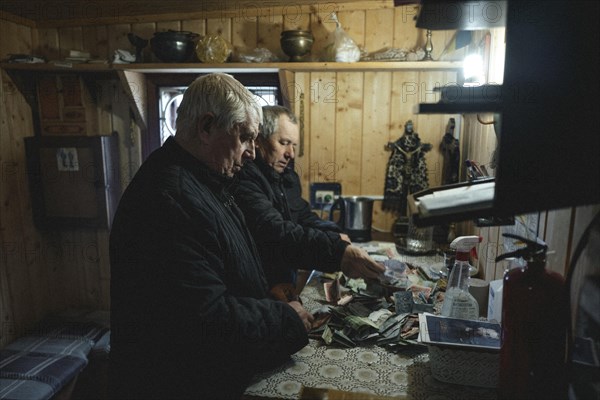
[441,236,481,320]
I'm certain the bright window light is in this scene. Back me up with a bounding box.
[463,53,485,86]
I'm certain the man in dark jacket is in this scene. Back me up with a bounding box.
[234,105,384,292]
[109,74,313,400]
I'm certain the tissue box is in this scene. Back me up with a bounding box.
[487,279,503,323]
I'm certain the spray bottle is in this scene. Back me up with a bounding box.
[495,233,567,400]
[441,235,482,320]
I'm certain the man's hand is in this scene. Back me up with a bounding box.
[288,301,314,332]
[340,245,385,279]
[270,283,299,302]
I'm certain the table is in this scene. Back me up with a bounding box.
[244,244,498,400]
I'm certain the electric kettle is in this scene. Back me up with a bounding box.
[329,196,375,242]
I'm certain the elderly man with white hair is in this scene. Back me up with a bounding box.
[109,73,311,399]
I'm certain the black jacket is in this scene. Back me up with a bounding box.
[109,138,307,400]
[233,156,348,287]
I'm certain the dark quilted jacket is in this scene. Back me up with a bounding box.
[233,155,348,287]
[109,137,307,399]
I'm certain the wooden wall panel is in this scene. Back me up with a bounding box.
[181,19,206,36]
[68,229,102,306]
[392,5,420,50]
[362,71,392,231]
[543,208,576,275]
[57,26,83,59]
[156,21,181,33]
[389,70,419,138]
[0,20,58,347]
[293,69,458,233]
[413,71,445,186]
[15,22,33,54]
[206,18,232,43]
[290,72,310,197]
[258,15,284,61]
[308,71,337,182]
[568,204,600,323]
[3,7,594,352]
[310,9,336,62]
[36,27,60,60]
[232,14,257,51]
[364,9,393,54]
[0,75,49,344]
[25,6,453,66]
[282,10,310,32]
[1,15,143,346]
[570,204,600,268]
[81,25,109,60]
[107,24,131,62]
[337,10,366,50]
[334,71,363,195]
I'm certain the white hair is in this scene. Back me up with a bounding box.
[175,73,262,139]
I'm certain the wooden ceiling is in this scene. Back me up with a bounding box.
[0,0,403,27]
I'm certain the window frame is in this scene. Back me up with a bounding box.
[145,73,282,159]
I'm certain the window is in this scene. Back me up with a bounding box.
[158,87,186,144]
[158,84,280,145]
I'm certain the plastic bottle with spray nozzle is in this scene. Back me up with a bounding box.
[441,235,482,320]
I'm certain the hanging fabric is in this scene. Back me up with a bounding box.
[440,117,460,185]
[383,120,432,215]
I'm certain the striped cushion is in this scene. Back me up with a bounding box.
[5,337,92,360]
[0,378,54,400]
[0,350,86,398]
[28,321,108,345]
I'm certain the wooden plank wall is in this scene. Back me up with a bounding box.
[0,4,458,346]
[1,19,141,348]
[4,4,594,348]
[0,19,55,347]
[29,6,460,233]
[29,2,456,238]
[291,68,458,233]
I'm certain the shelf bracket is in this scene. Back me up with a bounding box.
[4,69,38,110]
[117,70,148,131]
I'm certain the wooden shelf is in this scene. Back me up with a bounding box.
[1,59,463,155]
[1,61,462,74]
[0,62,114,73]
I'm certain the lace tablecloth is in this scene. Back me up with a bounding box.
[245,266,498,400]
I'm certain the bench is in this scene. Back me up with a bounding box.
[0,311,110,400]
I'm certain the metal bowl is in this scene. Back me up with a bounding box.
[150,31,199,63]
[280,30,314,62]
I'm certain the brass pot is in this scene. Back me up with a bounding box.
[280,30,314,62]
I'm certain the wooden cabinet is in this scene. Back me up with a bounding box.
[24,134,121,228]
[37,74,97,135]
